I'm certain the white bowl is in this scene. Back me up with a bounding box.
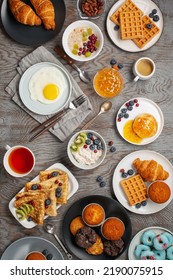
[62,20,104,62]
[67,130,107,170]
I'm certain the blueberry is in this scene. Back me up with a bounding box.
[129,100,134,106]
[122,172,128,178]
[127,106,133,111]
[110,146,116,152]
[87,133,93,139]
[114,25,119,31]
[45,199,51,206]
[93,139,100,145]
[27,217,32,222]
[127,169,134,176]
[153,15,160,22]
[100,181,106,187]
[124,113,129,118]
[110,59,117,65]
[96,176,103,182]
[118,113,124,118]
[85,139,91,145]
[118,63,124,69]
[121,108,127,113]
[135,203,141,209]
[56,192,62,198]
[97,145,103,150]
[152,9,157,14]
[56,187,62,193]
[146,23,152,29]
[31,184,38,190]
[52,171,58,177]
[47,254,53,260]
[149,12,154,18]
[89,144,95,150]
[42,249,49,256]
[141,201,147,206]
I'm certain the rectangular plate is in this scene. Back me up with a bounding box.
[9,163,79,229]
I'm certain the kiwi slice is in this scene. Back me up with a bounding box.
[79,132,87,141]
[72,49,78,55]
[22,203,31,214]
[19,206,28,215]
[28,205,34,213]
[87,28,92,35]
[75,136,85,147]
[16,209,26,221]
[70,144,79,152]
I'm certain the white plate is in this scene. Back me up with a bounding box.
[19,62,72,115]
[112,150,173,214]
[106,0,163,52]
[128,226,173,260]
[9,163,79,229]
[116,97,164,145]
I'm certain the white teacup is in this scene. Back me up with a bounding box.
[133,57,155,82]
[3,145,35,177]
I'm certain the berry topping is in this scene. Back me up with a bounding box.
[100,181,106,187]
[55,180,59,184]
[118,63,124,69]
[87,133,93,139]
[120,168,125,173]
[51,171,58,177]
[42,249,49,256]
[97,145,103,150]
[56,192,62,198]
[127,169,134,175]
[110,146,116,152]
[59,182,62,186]
[152,9,157,14]
[89,144,95,150]
[134,99,138,103]
[45,199,51,206]
[135,203,141,209]
[118,118,122,122]
[146,23,152,29]
[129,100,134,106]
[47,254,53,260]
[108,141,113,146]
[125,102,129,107]
[93,139,100,145]
[114,25,120,31]
[56,187,62,193]
[153,15,160,22]
[37,184,42,190]
[110,59,117,65]
[122,172,128,178]
[135,103,139,107]
[118,113,124,118]
[127,106,133,111]
[124,113,129,118]
[94,150,97,153]
[31,184,38,190]
[141,201,147,206]
[149,12,154,18]
[27,217,32,222]
[83,144,88,149]
[96,176,103,182]
[121,108,127,113]
[85,139,91,145]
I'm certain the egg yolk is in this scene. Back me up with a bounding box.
[43,84,59,100]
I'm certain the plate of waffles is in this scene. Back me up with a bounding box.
[9,163,79,229]
[112,150,173,214]
[116,97,164,145]
[106,0,163,52]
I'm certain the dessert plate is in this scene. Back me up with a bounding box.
[106,0,163,52]
[128,226,173,260]
[9,163,79,229]
[116,97,164,145]
[62,195,132,260]
[112,150,173,214]
[1,0,66,46]
[1,236,64,260]
[19,62,72,115]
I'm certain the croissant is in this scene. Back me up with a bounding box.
[30,0,55,30]
[8,0,42,26]
[133,158,169,182]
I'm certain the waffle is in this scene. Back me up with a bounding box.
[120,174,147,206]
[133,15,160,48]
[120,11,144,40]
[110,0,143,26]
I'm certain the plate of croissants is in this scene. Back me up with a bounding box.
[112,150,173,214]
[1,0,66,45]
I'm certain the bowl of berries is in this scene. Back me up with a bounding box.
[62,20,104,62]
[67,130,107,169]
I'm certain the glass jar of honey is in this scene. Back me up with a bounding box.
[93,67,124,98]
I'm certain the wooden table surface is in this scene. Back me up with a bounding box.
[0,0,173,260]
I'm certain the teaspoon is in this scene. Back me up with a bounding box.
[44,223,72,260]
[82,101,112,130]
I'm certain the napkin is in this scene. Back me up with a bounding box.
[5,46,92,142]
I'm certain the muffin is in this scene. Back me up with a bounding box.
[70,216,85,235]
[148,181,171,203]
[75,226,97,248]
[86,234,104,255]
[101,217,125,240]
[82,203,105,226]
[132,113,158,139]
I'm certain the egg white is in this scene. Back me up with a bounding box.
[29,66,67,104]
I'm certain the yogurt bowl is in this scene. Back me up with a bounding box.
[67,130,107,170]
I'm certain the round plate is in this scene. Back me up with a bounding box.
[116,97,164,145]
[112,150,173,214]
[128,226,173,260]
[106,0,163,52]
[1,0,66,45]
[1,236,64,260]
[62,195,132,260]
[19,62,72,115]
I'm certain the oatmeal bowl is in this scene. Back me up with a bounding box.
[62,20,104,62]
[67,130,107,170]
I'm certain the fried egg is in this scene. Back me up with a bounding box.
[29,66,67,104]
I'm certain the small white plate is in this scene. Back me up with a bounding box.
[106,0,163,52]
[116,97,164,145]
[112,150,173,214]
[9,163,79,229]
[19,62,72,115]
[128,226,173,260]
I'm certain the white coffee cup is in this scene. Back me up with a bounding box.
[3,145,35,177]
[133,57,155,82]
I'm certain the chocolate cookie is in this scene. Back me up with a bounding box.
[75,226,97,248]
[104,239,124,256]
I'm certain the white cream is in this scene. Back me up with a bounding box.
[72,146,102,165]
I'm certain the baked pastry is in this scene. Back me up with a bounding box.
[30,0,55,30]
[148,181,171,203]
[101,217,125,241]
[132,113,158,139]
[8,0,42,26]
[133,158,169,182]
[75,226,97,249]
[104,239,124,256]
[70,216,85,236]
[82,203,105,226]
[86,234,104,255]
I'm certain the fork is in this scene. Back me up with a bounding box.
[29,95,87,142]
